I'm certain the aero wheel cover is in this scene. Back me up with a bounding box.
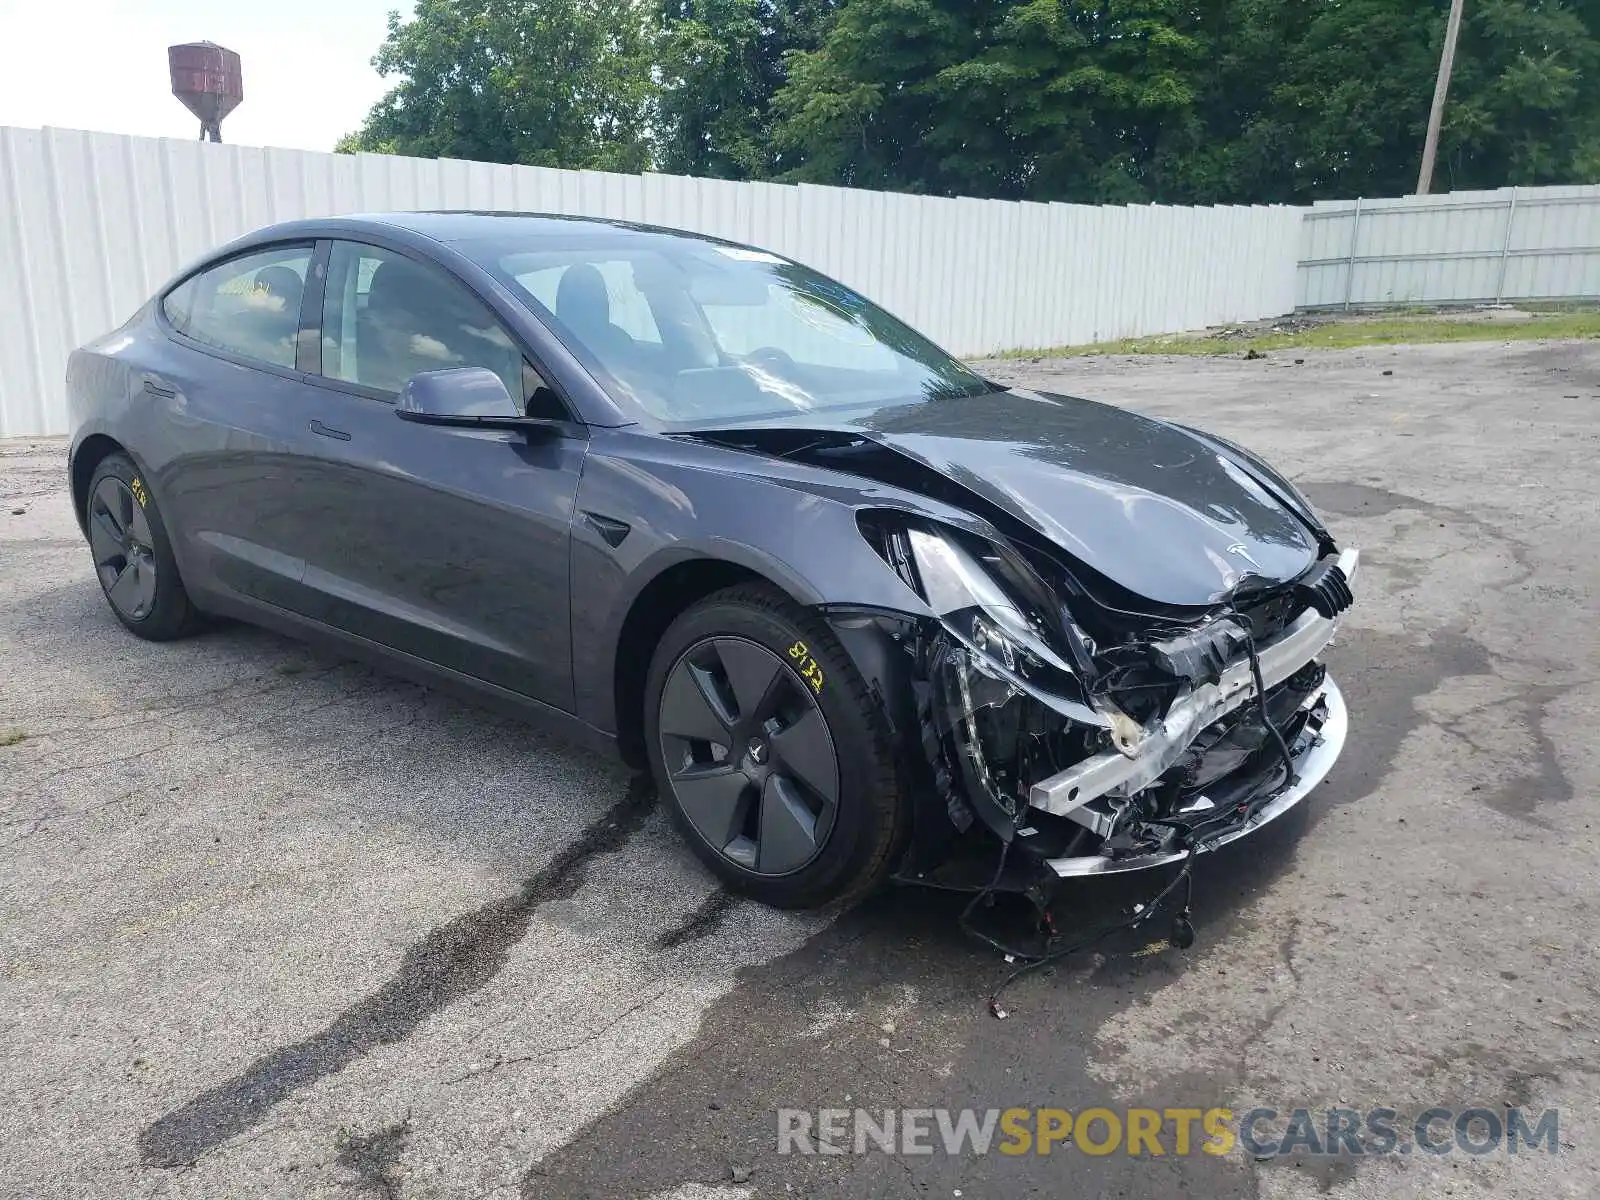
[657,635,841,877]
[88,476,158,622]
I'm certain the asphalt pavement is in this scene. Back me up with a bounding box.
[3,339,1598,1199]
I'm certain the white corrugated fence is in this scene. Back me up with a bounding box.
[3,125,1595,439]
[1297,185,1600,308]
[0,125,1304,438]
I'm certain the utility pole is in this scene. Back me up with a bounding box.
[1417,0,1466,195]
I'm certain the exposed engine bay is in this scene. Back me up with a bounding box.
[850,517,1356,893]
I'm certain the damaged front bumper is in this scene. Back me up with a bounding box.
[1030,549,1357,852]
[1042,676,1346,875]
[906,536,1357,885]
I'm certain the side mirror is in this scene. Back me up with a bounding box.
[395,367,565,436]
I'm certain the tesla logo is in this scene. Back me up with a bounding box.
[1227,543,1262,571]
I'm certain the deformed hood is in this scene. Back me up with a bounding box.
[690,388,1322,607]
[842,388,1318,605]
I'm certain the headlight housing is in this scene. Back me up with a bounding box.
[860,514,1106,728]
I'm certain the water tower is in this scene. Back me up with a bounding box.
[168,42,243,143]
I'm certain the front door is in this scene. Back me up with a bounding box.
[287,240,585,712]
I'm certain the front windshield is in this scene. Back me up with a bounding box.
[466,232,993,424]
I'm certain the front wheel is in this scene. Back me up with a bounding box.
[85,452,200,641]
[644,583,908,909]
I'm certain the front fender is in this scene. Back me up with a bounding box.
[568,428,970,734]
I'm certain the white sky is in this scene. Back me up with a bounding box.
[0,0,404,151]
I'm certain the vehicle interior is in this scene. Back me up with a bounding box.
[480,240,992,423]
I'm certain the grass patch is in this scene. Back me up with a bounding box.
[0,729,27,747]
[1009,310,1600,358]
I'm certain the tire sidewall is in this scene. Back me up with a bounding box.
[86,453,194,639]
[644,589,898,909]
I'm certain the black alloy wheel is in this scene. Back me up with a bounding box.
[88,475,158,622]
[657,635,840,877]
[644,583,908,909]
[83,451,200,640]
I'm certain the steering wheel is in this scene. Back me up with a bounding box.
[744,347,798,376]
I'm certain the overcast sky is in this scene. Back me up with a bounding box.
[0,0,402,151]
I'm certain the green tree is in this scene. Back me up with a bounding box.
[988,0,1207,202]
[770,0,1208,201]
[340,0,1600,204]
[337,0,656,172]
[770,0,1600,204]
[655,1,836,178]
[1226,0,1600,201]
[771,0,1004,194]
[1431,0,1600,190]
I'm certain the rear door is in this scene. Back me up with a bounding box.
[148,242,324,610]
[287,238,587,712]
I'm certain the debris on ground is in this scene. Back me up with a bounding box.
[1209,315,1328,341]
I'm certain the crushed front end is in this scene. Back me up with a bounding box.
[854,516,1357,889]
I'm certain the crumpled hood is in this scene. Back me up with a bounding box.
[837,388,1320,606]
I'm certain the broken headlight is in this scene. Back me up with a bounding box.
[861,515,1104,727]
[909,527,1072,669]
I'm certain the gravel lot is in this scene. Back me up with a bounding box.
[3,339,1598,1199]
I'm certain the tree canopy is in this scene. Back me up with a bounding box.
[336,0,656,171]
[338,0,1600,203]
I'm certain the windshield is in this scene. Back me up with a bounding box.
[464,231,993,424]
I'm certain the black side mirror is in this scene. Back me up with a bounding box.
[395,367,565,436]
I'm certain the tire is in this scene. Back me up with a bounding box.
[84,452,201,641]
[644,582,908,909]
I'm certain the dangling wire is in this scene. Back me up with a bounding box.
[957,834,1021,959]
[1226,587,1298,787]
[974,580,1309,1016]
[987,841,1199,1018]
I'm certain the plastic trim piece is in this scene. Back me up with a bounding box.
[1043,676,1347,877]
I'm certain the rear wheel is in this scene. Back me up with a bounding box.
[644,583,907,908]
[85,452,200,641]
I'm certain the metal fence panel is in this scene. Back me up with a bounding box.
[6,127,1592,439]
[1297,184,1600,309]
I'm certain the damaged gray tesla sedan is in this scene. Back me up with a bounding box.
[66,213,1355,910]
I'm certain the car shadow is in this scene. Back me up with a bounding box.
[13,579,635,876]
[522,807,1321,1199]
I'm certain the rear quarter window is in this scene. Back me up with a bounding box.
[161,245,313,369]
[161,277,197,336]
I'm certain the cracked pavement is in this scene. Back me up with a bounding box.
[3,339,1598,1198]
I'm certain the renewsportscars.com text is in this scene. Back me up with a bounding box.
[777,1106,1561,1158]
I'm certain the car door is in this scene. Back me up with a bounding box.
[287,238,587,712]
[147,242,326,611]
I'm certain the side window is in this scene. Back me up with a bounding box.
[161,246,312,369]
[321,241,536,410]
[511,260,663,346]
